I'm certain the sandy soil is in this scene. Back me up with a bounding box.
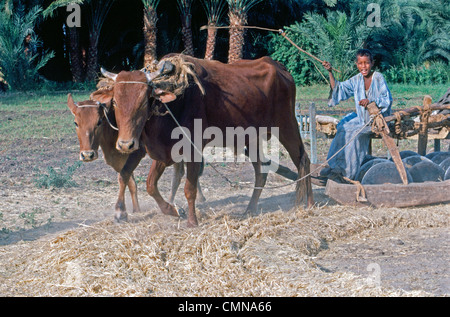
[0,134,448,296]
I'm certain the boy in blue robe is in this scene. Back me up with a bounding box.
[321,49,393,181]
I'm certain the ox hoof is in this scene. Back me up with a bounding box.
[174,204,187,219]
[114,211,129,223]
[161,203,181,218]
[187,219,198,228]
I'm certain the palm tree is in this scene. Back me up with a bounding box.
[414,0,450,63]
[177,0,195,56]
[142,0,160,67]
[226,0,262,64]
[43,0,115,82]
[200,0,226,60]
[293,10,369,81]
[43,0,85,82]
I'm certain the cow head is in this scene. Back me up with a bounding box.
[67,93,107,162]
[91,61,176,154]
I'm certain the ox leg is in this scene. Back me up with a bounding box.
[279,127,314,208]
[169,162,185,204]
[115,173,128,222]
[146,160,180,217]
[246,157,268,216]
[196,159,206,203]
[115,149,145,220]
[184,162,201,227]
[127,173,141,213]
[196,181,206,203]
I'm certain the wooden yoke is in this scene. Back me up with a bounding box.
[367,102,409,185]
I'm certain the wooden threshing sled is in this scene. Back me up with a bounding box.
[304,90,450,208]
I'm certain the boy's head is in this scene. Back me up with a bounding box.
[355,49,374,77]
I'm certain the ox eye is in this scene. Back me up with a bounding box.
[96,119,102,127]
[74,121,79,128]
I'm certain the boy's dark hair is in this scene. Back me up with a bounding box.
[355,49,373,62]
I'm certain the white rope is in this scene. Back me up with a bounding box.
[75,102,119,131]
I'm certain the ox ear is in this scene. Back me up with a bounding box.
[153,88,177,104]
[90,87,114,108]
[67,93,77,116]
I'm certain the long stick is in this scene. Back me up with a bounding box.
[278,31,340,73]
[200,25,341,73]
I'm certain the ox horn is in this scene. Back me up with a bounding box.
[145,60,174,83]
[101,67,118,82]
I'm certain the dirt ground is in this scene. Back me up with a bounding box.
[0,135,448,296]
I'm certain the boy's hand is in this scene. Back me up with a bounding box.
[359,99,370,108]
[322,61,333,72]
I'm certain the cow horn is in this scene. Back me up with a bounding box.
[145,60,174,83]
[101,67,118,82]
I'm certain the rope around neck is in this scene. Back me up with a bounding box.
[75,102,119,131]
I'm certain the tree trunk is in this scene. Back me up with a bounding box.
[228,11,246,64]
[143,5,158,67]
[181,13,194,56]
[67,26,85,82]
[85,29,99,82]
[204,23,217,60]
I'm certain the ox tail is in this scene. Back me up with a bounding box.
[296,151,313,208]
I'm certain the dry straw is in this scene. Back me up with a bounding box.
[1,199,447,296]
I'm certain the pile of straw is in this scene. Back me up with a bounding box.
[1,201,447,296]
[151,55,206,96]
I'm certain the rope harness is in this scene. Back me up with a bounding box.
[74,102,119,131]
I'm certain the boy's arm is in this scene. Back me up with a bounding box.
[323,61,354,107]
[322,61,336,89]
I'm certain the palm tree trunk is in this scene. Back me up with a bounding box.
[67,26,85,82]
[85,29,99,82]
[204,23,217,60]
[228,11,246,64]
[143,5,158,66]
[181,13,194,56]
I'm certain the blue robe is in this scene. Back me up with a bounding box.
[325,71,393,180]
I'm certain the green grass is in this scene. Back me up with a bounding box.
[0,91,91,142]
[296,83,449,113]
[0,84,448,143]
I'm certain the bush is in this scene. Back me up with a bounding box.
[0,3,54,91]
[268,24,318,86]
[34,160,82,189]
[384,61,450,85]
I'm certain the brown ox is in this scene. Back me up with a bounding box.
[67,94,205,222]
[92,55,314,227]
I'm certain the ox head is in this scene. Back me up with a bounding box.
[90,61,176,154]
[67,93,108,162]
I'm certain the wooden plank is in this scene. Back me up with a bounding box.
[325,179,450,208]
[309,103,317,164]
[384,103,450,123]
[418,96,432,155]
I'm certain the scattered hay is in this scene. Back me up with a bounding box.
[1,202,447,297]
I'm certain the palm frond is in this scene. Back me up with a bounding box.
[226,0,263,15]
[201,0,227,23]
[141,0,161,8]
[43,0,85,19]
